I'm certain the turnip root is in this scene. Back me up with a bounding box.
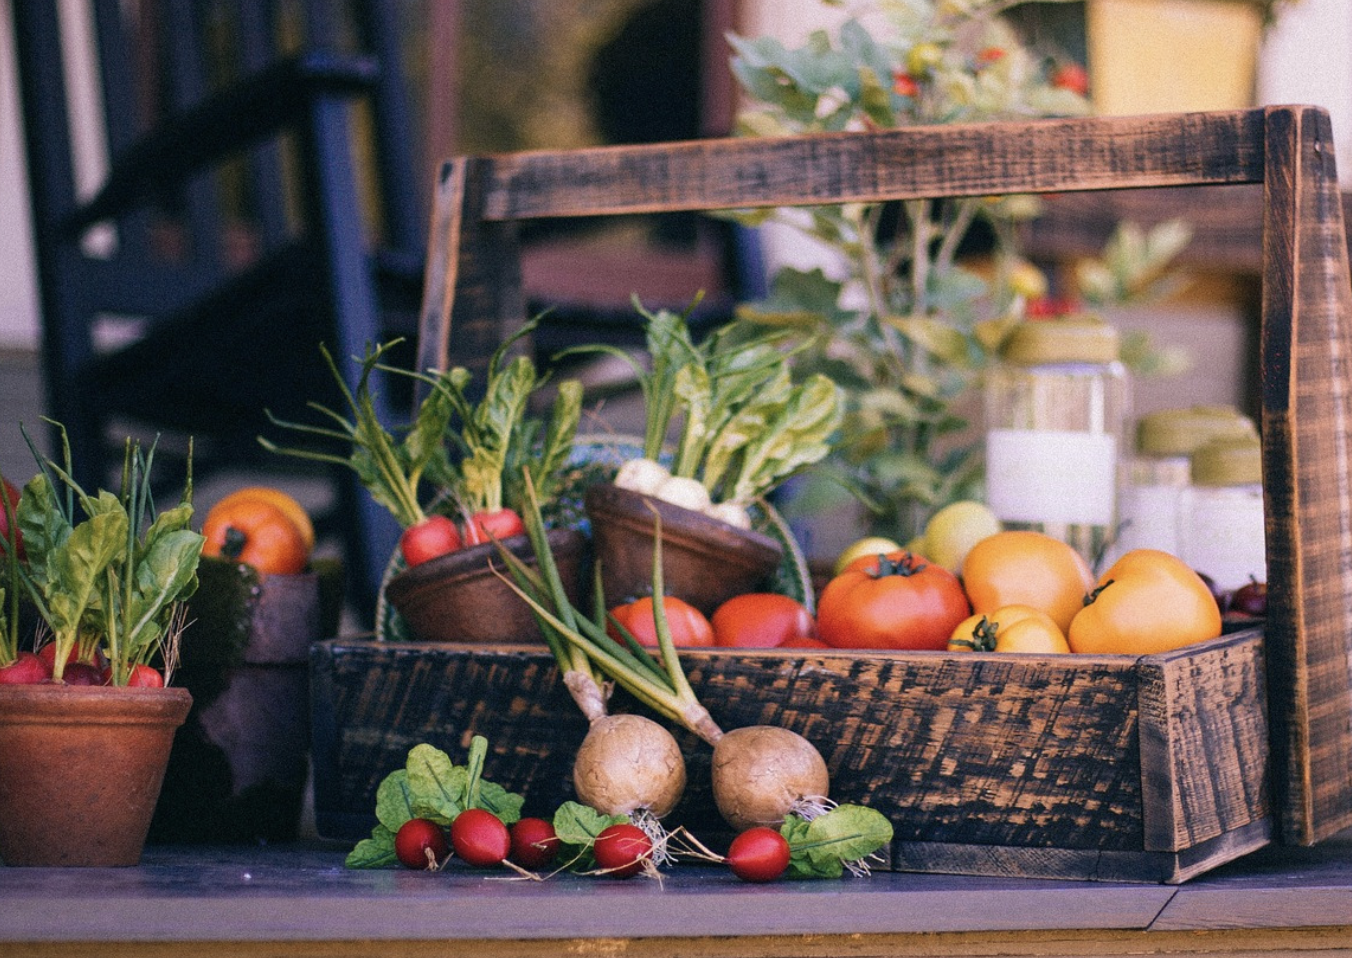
[704,501,751,530]
[653,475,711,514]
[614,458,670,496]
[710,726,829,830]
[573,713,686,818]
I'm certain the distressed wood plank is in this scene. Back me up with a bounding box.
[1260,106,1352,845]
[1137,629,1270,853]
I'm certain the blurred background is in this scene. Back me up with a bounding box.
[1,0,1349,627]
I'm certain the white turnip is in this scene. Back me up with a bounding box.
[710,726,829,830]
[572,713,686,818]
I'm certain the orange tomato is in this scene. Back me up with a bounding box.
[948,604,1069,654]
[202,497,309,575]
[1068,549,1222,655]
[210,486,315,553]
[960,531,1094,633]
[608,595,715,648]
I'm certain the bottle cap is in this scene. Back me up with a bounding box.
[1001,316,1120,365]
[1191,436,1263,486]
[1137,406,1257,457]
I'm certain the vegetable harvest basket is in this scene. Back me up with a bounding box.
[311,106,1352,883]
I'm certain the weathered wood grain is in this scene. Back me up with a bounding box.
[408,104,1352,859]
[311,635,1271,881]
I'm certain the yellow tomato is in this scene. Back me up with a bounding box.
[961,530,1095,633]
[922,500,1001,573]
[1068,549,1222,655]
[948,604,1069,654]
[833,535,902,577]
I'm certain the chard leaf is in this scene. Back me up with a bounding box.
[729,374,843,503]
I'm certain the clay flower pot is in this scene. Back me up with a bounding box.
[585,483,783,616]
[0,684,192,867]
[384,527,589,644]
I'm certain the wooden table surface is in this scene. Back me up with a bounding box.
[2,827,1350,958]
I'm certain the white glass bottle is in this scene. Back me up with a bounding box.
[1180,436,1265,593]
[983,316,1130,565]
[1113,406,1257,561]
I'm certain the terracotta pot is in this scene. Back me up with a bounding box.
[584,483,784,616]
[384,527,589,643]
[0,684,192,866]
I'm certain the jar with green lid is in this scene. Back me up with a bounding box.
[983,316,1129,564]
[1179,435,1265,593]
[1113,405,1258,560]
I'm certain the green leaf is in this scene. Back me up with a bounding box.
[802,804,894,867]
[374,769,418,833]
[551,801,628,870]
[405,743,467,825]
[345,824,399,869]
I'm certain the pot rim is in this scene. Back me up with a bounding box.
[585,483,783,562]
[385,526,584,601]
[0,683,192,724]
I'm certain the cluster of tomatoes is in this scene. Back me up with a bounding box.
[621,529,1229,657]
[398,507,527,568]
[200,486,315,576]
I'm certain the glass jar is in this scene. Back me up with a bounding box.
[983,316,1129,564]
[1179,435,1265,593]
[1113,406,1257,560]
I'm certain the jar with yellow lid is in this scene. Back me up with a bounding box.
[1113,406,1258,560]
[1179,435,1265,593]
[983,316,1129,565]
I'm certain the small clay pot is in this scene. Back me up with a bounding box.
[384,527,589,644]
[584,483,783,616]
[0,684,192,866]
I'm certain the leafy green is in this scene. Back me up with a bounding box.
[346,736,526,869]
[550,800,629,870]
[781,804,894,880]
[13,427,204,683]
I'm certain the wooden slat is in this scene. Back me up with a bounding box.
[1136,629,1270,853]
[475,110,1267,221]
[1260,106,1352,845]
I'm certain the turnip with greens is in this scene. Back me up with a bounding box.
[498,474,832,834]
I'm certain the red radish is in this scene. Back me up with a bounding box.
[395,818,449,870]
[400,515,462,567]
[125,664,165,688]
[61,662,105,686]
[509,817,561,870]
[450,808,511,868]
[0,652,47,684]
[725,827,791,883]
[592,822,652,879]
[464,508,527,546]
[37,643,76,675]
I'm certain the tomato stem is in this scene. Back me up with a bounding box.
[871,552,927,578]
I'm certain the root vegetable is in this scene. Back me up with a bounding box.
[725,827,791,883]
[395,818,448,870]
[573,714,686,818]
[614,458,671,496]
[450,808,512,868]
[711,726,830,830]
[509,817,560,870]
[654,475,711,513]
[592,822,654,878]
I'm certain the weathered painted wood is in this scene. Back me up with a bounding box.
[409,105,1352,860]
[311,632,1271,881]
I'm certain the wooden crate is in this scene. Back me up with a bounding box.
[312,628,1271,883]
[312,106,1352,880]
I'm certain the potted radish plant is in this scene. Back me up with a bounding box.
[568,301,843,615]
[0,427,202,866]
[263,331,586,644]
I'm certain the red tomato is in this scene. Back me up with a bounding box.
[780,635,830,649]
[608,595,715,648]
[0,476,22,560]
[711,593,815,648]
[1051,62,1089,96]
[816,551,970,650]
[463,508,527,546]
[400,515,462,566]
